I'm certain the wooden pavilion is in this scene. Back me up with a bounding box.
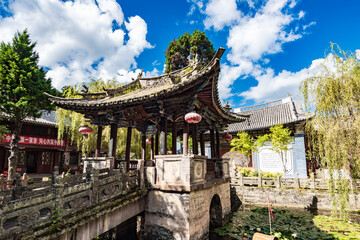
[46,47,249,239]
[46,48,248,172]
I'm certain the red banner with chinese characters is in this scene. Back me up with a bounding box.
[2,134,65,147]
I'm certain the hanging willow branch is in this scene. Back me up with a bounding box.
[300,43,360,218]
[55,78,144,157]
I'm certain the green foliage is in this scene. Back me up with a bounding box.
[215,207,360,239]
[165,30,215,73]
[231,125,293,176]
[230,132,257,156]
[0,122,8,139]
[56,78,144,158]
[236,167,282,178]
[0,29,57,121]
[300,43,360,218]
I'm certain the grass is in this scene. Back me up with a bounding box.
[214,207,360,240]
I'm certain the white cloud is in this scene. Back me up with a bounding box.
[0,0,152,89]
[204,0,242,30]
[205,0,309,101]
[240,54,337,103]
[303,21,316,30]
[356,50,360,60]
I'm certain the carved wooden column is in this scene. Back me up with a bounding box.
[155,132,159,155]
[183,120,189,155]
[210,128,215,158]
[200,132,205,156]
[216,130,220,158]
[109,123,117,158]
[160,116,168,155]
[95,125,103,157]
[141,129,146,161]
[172,121,177,154]
[150,135,154,160]
[125,126,132,172]
[192,124,198,155]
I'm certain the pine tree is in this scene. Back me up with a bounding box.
[0,30,57,180]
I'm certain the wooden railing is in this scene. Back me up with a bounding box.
[232,172,360,190]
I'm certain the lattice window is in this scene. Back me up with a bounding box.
[18,151,25,165]
[42,152,51,165]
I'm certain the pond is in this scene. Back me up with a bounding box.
[212,205,360,240]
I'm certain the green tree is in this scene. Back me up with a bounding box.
[230,125,293,177]
[267,125,293,178]
[0,30,57,180]
[301,43,360,218]
[56,78,144,161]
[165,30,215,73]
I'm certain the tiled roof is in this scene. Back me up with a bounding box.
[225,97,312,133]
[1,111,57,127]
[46,48,248,122]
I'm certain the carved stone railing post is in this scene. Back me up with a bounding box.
[239,172,244,186]
[11,173,24,200]
[86,164,93,182]
[53,174,66,220]
[295,173,300,189]
[276,173,281,188]
[138,159,145,189]
[91,169,100,204]
[310,172,316,189]
[0,174,5,190]
[258,172,262,187]
[52,166,59,185]
[21,173,28,187]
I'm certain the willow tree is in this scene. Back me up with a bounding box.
[56,79,143,162]
[0,30,57,180]
[301,44,360,218]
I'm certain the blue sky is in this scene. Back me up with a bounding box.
[0,0,359,107]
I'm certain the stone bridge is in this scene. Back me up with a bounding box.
[0,155,232,240]
[0,166,146,240]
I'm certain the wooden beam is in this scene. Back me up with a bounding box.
[125,126,132,172]
[172,121,177,154]
[200,132,205,156]
[95,125,103,157]
[183,120,189,155]
[160,116,167,155]
[192,124,198,155]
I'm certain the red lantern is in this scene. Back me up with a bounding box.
[79,125,93,136]
[184,112,202,124]
[222,133,232,142]
[146,138,151,144]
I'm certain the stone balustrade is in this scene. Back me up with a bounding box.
[0,166,143,240]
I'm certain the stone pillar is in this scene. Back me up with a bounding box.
[125,126,132,172]
[95,125,103,157]
[109,123,118,159]
[200,132,205,156]
[192,124,198,155]
[183,121,189,155]
[172,121,177,154]
[210,128,215,158]
[160,117,168,155]
[216,130,220,158]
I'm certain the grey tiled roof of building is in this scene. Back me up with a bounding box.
[2,111,57,127]
[225,96,312,133]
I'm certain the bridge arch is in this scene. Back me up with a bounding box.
[209,194,222,231]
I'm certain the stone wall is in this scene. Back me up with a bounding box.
[232,186,360,211]
[145,181,231,240]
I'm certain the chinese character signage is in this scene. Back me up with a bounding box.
[2,134,65,147]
